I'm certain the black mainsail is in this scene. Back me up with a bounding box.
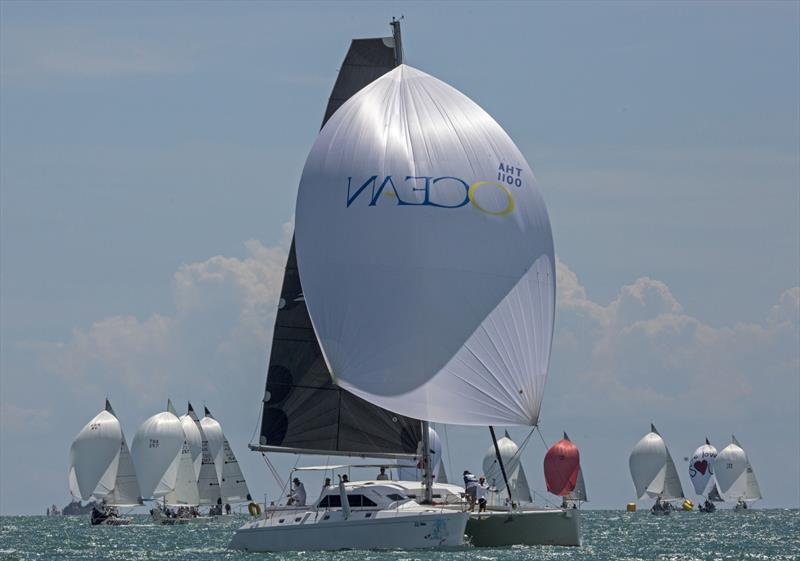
[255,23,421,459]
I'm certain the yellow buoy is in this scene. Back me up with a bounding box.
[626,503,637,512]
[683,499,694,511]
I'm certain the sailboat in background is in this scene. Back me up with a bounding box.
[629,424,685,514]
[689,437,719,512]
[715,435,761,511]
[482,431,532,509]
[202,407,252,509]
[131,399,185,521]
[190,404,223,510]
[68,399,142,525]
[544,433,587,508]
[396,425,448,484]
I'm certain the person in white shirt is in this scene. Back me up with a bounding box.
[476,476,489,512]
[376,467,389,480]
[288,478,306,506]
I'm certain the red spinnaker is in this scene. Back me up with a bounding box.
[544,434,580,496]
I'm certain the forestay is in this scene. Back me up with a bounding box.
[294,64,555,426]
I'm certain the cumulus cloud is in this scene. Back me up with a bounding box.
[36,223,293,405]
[551,258,799,419]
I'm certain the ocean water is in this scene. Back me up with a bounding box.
[1,510,797,561]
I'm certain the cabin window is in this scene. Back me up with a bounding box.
[294,517,301,522]
[278,518,284,523]
[386,493,406,501]
[318,495,342,508]
[364,512,372,518]
[347,494,377,507]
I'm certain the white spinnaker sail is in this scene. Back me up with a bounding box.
[164,439,200,506]
[689,439,718,496]
[396,426,446,483]
[180,411,203,480]
[629,424,685,500]
[192,408,221,505]
[130,402,185,499]
[105,432,143,506]
[482,432,533,505]
[200,409,225,485]
[69,406,123,501]
[219,438,250,503]
[715,436,761,502]
[294,64,555,426]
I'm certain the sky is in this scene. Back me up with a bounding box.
[1,1,798,515]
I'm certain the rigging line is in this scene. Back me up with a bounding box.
[442,424,454,482]
[248,398,264,447]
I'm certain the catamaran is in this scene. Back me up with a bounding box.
[714,435,761,511]
[68,399,142,525]
[689,437,720,512]
[232,16,578,551]
[629,424,685,514]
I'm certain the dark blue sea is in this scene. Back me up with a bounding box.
[1,510,797,560]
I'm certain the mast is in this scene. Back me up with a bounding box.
[489,426,514,508]
[390,17,403,65]
[421,421,433,504]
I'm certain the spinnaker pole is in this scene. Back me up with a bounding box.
[489,426,514,508]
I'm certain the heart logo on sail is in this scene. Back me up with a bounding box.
[693,460,708,475]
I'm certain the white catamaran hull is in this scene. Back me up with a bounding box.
[230,509,468,552]
[466,508,581,547]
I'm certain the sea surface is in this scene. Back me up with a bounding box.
[1,510,797,561]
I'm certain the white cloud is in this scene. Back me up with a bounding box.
[36,223,293,405]
[552,258,799,418]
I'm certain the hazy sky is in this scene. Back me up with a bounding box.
[1,1,798,515]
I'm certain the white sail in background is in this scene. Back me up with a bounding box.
[220,438,251,503]
[715,435,761,503]
[567,468,588,502]
[180,405,203,480]
[200,407,225,485]
[689,438,718,496]
[68,401,123,501]
[191,406,221,505]
[130,400,185,499]
[629,424,684,500]
[294,64,555,427]
[105,428,143,506]
[482,432,532,505]
[164,439,200,506]
[396,426,446,483]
